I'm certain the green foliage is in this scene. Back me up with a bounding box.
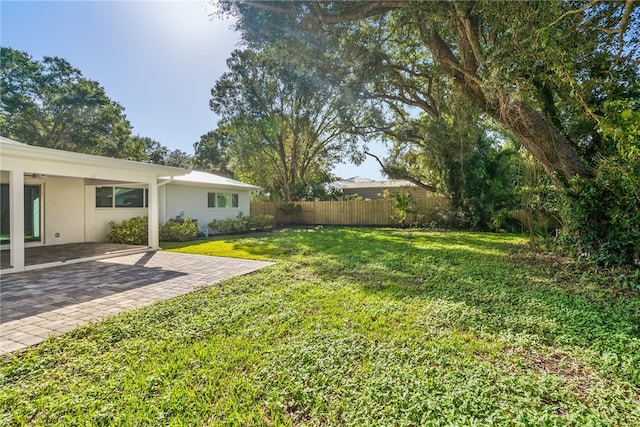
[159,217,201,242]
[221,1,640,183]
[210,48,361,200]
[343,193,363,201]
[561,158,640,267]
[208,213,274,235]
[384,190,415,227]
[559,100,640,267]
[425,135,523,231]
[289,175,341,201]
[3,228,640,425]
[192,129,233,176]
[599,100,640,161]
[128,135,192,167]
[0,47,135,158]
[454,137,522,231]
[106,216,148,245]
[249,215,276,232]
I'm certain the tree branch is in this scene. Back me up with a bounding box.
[616,0,636,63]
[241,1,409,23]
[364,150,438,192]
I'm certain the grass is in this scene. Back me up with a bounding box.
[160,232,289,260]
[1,227,639,426]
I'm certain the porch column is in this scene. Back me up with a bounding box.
[148,179,159,249]
[9,169,25,271]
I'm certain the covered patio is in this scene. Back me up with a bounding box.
[0,242,149,271]
[0,136,185,274]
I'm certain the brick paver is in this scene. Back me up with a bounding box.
[0,251,274,354]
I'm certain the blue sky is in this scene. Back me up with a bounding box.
[1,0,385,180]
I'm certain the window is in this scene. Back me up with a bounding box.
[115,187,144,207]
[96,186,148,208]
[216,193,228,208]
[207,192,239,208]
[96,187,113,207]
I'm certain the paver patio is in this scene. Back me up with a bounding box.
[0,251,274,354]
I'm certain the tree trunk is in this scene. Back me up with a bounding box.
[424,25,589,187]
[487,93,589,187]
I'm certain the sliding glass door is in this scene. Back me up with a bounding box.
[0,184,42,243]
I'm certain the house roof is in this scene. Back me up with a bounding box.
[0,136,186,177]
[343,176,374,183]
[332,178,417,190]
[165,170,261,191]
[0,136,261,190]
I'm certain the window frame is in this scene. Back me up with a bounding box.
[96,186,149,208]
[207,192,239,208]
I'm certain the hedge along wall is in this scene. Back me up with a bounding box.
[250,196,450,226]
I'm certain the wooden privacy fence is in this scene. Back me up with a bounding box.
[251,196,450,226]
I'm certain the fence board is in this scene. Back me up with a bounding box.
[251,196,450,226]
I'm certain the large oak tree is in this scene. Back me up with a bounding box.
[219,0,639,188]
[210,48,362,200]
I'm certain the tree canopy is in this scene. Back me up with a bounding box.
[209,48,362,200]
[1,47,194,167]
[221,0,639,187]
[0,47,137,158]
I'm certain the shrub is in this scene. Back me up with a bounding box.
[209,213,274,235]
[560,157,640,266]
[159,217,201,242]
[248,214,275,231]
[385,191,416,227]
[106,216,148,245]
[559,101,640,267]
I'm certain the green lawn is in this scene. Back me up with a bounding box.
[2,227,639,426]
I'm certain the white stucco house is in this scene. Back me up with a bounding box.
[0,136,260,273]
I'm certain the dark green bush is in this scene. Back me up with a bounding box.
[159,217,201,242]
[560,101,640,267]
[209,213,274,235]
[249,214,276,231]
[106,216,148,245]
[561,157,640,266]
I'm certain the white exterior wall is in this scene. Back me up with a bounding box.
[1,176,86,248]
[84,185,148,242]
[42,177,85,245]
[163,184,252,229]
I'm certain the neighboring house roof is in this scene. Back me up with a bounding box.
[342,176,375,183]
[333,178,417,190]
[164,170,262,191]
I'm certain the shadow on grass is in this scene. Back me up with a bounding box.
[275,228,640,380]
[163,226,640,384]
